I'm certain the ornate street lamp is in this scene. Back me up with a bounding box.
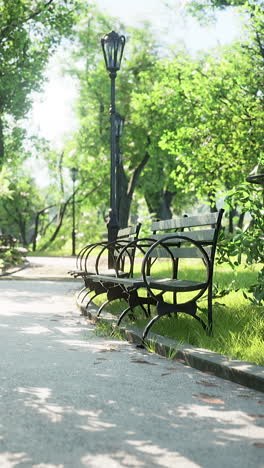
[70,167,78,256]
[101,31,125,249]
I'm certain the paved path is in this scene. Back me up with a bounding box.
[0,275,264,468]
[2,256,78,280]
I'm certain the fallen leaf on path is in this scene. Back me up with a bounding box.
[196,380,219,388]
[98,348,120,353]
[161,373,171,377]
[193,394,224,404]
[131,359,157,365]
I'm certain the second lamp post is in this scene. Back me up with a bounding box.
[70,167,78,256]
[101,30,125,244]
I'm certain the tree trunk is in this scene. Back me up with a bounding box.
[159,190,175,219]
[208,191,217,213]
[228,208,236,233]
[238,211,245,230]
[145,190,175,220]
[0,116,4,167]
[117,151,150,228]
[117,163,130,228]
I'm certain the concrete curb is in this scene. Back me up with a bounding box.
[82,303,264,394]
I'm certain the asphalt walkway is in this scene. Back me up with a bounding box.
[0,257,264,467]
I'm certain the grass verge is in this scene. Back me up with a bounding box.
[94,261,264,366]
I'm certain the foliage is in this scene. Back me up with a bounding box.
[1,1,263,260]
[178,0,261,23]
[131,44,261,211]
[0,246,27,269]
[0,235,27,271]
[221,182,264,304]
[0,171,44,245]
[0,0,85,167]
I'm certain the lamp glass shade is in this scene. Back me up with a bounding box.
[101,31,125,72]
[114,113,125,137]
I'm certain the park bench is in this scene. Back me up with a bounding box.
[86,210,224,341]
[69,223,141,312]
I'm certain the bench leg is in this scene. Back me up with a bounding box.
[81,289,92,305]
[117,306,135,326]
[76,286,87,300]
[142,315,160,342]
[85,292,98,308]
[97,299,110,317]
[207,283,213,335]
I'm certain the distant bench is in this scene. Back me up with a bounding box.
[69,223,142,308]
[80,210,224,342]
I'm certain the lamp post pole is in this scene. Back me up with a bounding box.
[70,167,78,256]
[101,31,125,250]
[109,70,118,243]
[115,113,125,222]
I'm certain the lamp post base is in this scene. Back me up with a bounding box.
[72,230,76,257]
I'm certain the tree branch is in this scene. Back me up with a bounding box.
[0,1,55,41]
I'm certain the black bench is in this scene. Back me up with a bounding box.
[87,210,224,341]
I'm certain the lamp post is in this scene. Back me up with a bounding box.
[70,167,78,256]
[101,31,125,247]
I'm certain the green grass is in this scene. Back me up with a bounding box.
[94,260,264,366]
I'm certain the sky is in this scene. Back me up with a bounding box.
[29,0,243,153]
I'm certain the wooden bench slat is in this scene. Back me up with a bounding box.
[152,229,216,243]
[116,224,141,238]
[87,274,207,293]
[148,246,212,259]
[151,213,220,231]
[148,278,208,292]
[88,274,145,287]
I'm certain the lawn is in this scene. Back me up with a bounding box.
[94,260,264,366]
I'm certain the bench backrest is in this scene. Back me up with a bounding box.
[147,210,224,265]
[79,222,142,273]
[110,223,142,269]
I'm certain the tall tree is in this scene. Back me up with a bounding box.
[0,0,85,167]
